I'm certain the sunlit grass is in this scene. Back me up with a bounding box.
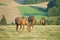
[0,25,60,40]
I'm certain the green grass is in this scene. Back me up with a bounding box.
[0,25,60,40]
[17,6,47,16]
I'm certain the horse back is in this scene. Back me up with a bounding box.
[28,16,35,22]
[40,18,45,25]
[15,17,22,25]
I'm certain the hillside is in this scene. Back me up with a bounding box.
[0,0,49,8]
[0,6,21,24]
[28,2,49,8]
[0,0,49,24]
[0,0,21,24]
[0,0,21,6]
[15,0,49,4]
[17,6,48,24]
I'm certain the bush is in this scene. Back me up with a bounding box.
[10,22,15,25]
[56,16,60,25]
[48,7,59,17]
[0,15,7,25]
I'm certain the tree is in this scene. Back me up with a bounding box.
[48,6,59,24]
[47,0,55,10]
[24,0,49,4]
[48,0,60,16]
[47,0,60,25]
[55,0,60,8]
[0,15,7,25]
[48,7,59,17]
[55,0,60,15]
[56,16,60,25]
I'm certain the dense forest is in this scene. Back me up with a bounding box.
[24,0,49,4]
[15,0,51,4]
[47,0,60,25]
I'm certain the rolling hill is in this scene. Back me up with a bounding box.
[0,0,21,6]
[0,0,49,8]
[0,6,21,24]
[17,6,48,24]
[0,0,49,24]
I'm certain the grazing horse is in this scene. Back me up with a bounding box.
[15,17,31,32]
[40,18,45,25]
[28,16,36,29]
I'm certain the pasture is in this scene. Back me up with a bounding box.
[0,25,60,40]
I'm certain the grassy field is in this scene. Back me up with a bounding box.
[0,25,60,40]
[17,6,48,16]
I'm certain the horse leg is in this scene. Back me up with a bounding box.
[20,24,22,31]
[31,22,34,29]
[20,24,24,31]
[16,24,18,32]
[22,25,24,30]
[20,24,22,29]
[32,24,34,29]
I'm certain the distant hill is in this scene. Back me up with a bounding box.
[0,0,21,6]
[0,0,49,8]
[17,6,48,24]
[0,0,49,24]
[15,0,49,4]
[0,6,21,24]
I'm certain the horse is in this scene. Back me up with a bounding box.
[15,17,31,32]
[28,16,36,29]
[40,17,45,25]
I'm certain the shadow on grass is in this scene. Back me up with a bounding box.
[30,6,48,12]
[23,13,48,16]
[23,6,48,16]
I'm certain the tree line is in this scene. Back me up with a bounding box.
[47,0,60,25]
[24,0,49,4]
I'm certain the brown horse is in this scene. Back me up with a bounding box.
[40,17,45,25]
[28,16,36,29]
[15,17,31,32]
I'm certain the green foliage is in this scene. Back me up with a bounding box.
[10,22,15,25]
[56,16,60,25]
[45,17,52,25]
[47,0,55,10]
[55,0,60,15]
[48,6,59,17]
[51,17,57,25]
[56,0,60,8]
[47,0,60,25]
[24,0,49,4]
[48,0,60,16]
[0,15,7,25]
